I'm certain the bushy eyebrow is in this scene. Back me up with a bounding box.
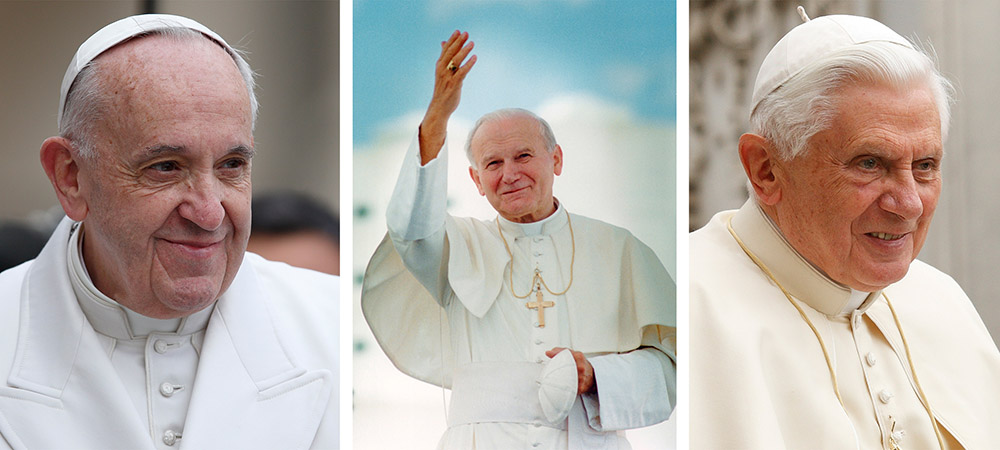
[144,145,184,156]
[142,144,256,159]
[228,145,256,159]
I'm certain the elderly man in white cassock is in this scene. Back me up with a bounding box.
[0,15,338,449]
[690,9,1000,450]
[361,31,676,449]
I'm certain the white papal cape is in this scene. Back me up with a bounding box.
[691,200,1000,449]
[0,218,339,450]
[362,136,676,450]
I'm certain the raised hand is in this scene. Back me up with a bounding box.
[419,30,477,165]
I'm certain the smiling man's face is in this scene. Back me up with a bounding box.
[76,34,254,318]
[770,81,942,291]
[468,114,563,224]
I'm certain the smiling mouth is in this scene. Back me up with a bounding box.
[161,238,224,258]
[167,239,219,248]
[500,186,529,196]
[867,232,906,241]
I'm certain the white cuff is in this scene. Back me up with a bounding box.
[582,349,673,431]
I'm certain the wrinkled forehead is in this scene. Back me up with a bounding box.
[97,34,244,92]
[59,14,237,128]
[88,36,252,148]
[470,116,547,156]
[831,80,941,134]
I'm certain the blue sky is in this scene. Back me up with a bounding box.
[353,0,677,146]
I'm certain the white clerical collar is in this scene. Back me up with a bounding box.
[66,222,213,340]
[497,200,566,237]
[730,199,882,315]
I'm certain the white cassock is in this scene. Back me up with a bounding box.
[690,200,1000,449]
[362,135,676,450]
[0,218,339,450]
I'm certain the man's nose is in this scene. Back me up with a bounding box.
[177,173,226,231]
[501,162,520,183]
[879,171,923,220]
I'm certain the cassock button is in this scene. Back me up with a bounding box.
[154,340,170,354]
[163,429,181,446]
[534,339,543,345]
[865,352,876,366]
[878,390,893,404]
[532,443,541,448]
[533,251,542,257]
[533,322,540,328]
[536,357,543,363]
[160,382,182,397]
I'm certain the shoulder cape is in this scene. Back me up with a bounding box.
[361,213,675,387]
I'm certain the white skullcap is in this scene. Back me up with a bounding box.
[58,14,236,129]
[750,11,914,116]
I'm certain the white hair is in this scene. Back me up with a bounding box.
[750,41,954,160]
[59,27,258,158]
[465,108,558,168]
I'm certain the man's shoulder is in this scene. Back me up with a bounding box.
[0,260,32,291]
[892,258,966,298]
[568,212,628,233]
[689,209,744,278]
[0,261,32,378]
[566,213,646,246]
[0,260,32,310]
[245,253,338,286]
[236,253,338,358]
[690,209,737,251]
[241,253,338,320]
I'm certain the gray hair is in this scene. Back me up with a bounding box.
[750,41,953,160]
[465,108,558,168]
[60,27,258,158]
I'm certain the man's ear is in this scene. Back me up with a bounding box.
[552,145,563,176]
[40,137,89,221]
[738,133,783,206]
[468,166,486,196]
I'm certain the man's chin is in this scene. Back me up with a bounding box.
[850,263,911,292]
[152,276,225,317]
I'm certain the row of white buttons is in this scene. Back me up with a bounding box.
[850,313,913,446]
[154,338,184,447]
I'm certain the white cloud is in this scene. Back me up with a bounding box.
[605,64,653,99]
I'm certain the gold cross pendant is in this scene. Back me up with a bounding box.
[525,285,555,327]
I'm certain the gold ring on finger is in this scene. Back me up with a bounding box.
[447,61,458,73]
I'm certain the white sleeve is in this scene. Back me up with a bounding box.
[580,344,675,431]
[385,131,451,303]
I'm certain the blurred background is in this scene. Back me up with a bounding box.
[353,0,677,448]
[0,0,339,272]
[690,0,1000,348]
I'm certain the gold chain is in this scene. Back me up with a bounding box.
[727,215,945,450]
[726,216,844,406]
[496,212,575,299]
[885,294,946,450]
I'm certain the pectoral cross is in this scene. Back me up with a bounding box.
[525,284,555,328]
